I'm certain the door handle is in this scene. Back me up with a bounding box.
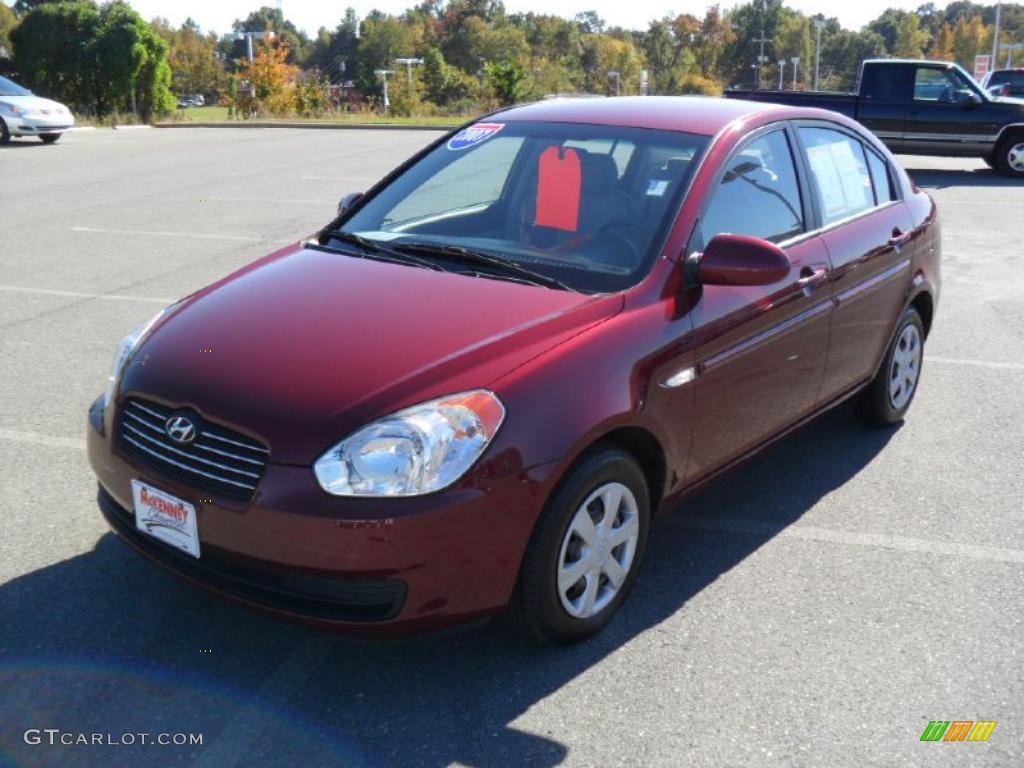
[797,266,828,288]
[889,228,913,247]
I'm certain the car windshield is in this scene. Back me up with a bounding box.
[991,71,1024,87]
[0,76,32,96]
[332,120,710,293]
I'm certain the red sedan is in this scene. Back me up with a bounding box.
[87,97,939,644]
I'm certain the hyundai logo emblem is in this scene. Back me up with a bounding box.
[165,415,196,445]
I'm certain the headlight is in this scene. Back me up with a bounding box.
[103,308,171,410]
[0,102,25,116]
[314,390,506,497]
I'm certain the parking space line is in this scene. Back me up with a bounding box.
[0,285,171,304]
[70,226,294,244]
[212,197,332,205]
[0,429,85,451]
[925,355,1024,371]
[682,516,1024,564]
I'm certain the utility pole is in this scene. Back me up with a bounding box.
[813,19,825,91]
[753,0,770,89]
[992,1,1002,66]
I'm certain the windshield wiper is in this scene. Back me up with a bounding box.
[316,230,443,271]
[389,242,571,291]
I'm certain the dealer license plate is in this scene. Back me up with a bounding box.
[130,479,201,558]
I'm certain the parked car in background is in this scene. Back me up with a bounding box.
[0,75,74,144]
[981,68,1024,98]
[177,95,205,109]
[88,97,940,644]
[726,59,1024,177]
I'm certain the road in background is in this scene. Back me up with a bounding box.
[2,129,1022,767]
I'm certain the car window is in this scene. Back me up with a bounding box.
[339,121,710,294]
[701,130,804,244]
[914,67,975,103]
[0,76,32,96]
[799,127,875,226]
[864,146,895,205]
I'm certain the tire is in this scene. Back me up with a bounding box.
[855,307,925,427]
[993,132,1024,177]
[39,133,61,144]
[505,446,650,645]
[0,118,10,144]
[982,154,996,169]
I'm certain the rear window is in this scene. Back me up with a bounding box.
[990,71,1024,87]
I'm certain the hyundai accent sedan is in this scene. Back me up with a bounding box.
[88,97,940,644]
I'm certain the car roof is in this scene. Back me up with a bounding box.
[495,96,784,137]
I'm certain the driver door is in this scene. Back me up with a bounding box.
[903,65,1000,155]
[684,126,832,482]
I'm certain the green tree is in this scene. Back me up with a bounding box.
[895,12,930,58]
[162,19,225,100]
[485,59,527,104]
[0,3,18,58]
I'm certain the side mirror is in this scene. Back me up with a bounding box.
[690,233,791,287]
[965,91,982,105]
[337,192,363,217]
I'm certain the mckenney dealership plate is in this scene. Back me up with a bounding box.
[131,479,200,558]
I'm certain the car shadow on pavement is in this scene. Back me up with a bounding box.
[0,407,897,768]
[902,165,1021,189]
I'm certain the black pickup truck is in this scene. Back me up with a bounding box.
[726,59,1024,177]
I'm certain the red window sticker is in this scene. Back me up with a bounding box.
[534,146,581,232]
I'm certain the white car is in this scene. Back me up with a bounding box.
[0,76,75,144]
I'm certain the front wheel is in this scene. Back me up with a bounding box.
[505,447,650,645]
[993,133,1024,177]
[855,307,925,426]
[0,118,10,144]
[39,133,62,144]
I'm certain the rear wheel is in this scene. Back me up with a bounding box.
[39,133,61,144]
[0,118,10,144]
[505,446,650,645]
[993,132,1024,177]
[855,307,925,426]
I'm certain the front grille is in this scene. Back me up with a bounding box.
[118,397,269,500]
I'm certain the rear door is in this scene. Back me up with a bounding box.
[793,123,916,402]
[684,125,832,481]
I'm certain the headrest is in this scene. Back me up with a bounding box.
[580,152,618,196]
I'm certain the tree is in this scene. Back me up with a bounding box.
[159,18,225,99]
[239,40,298,116]
[774,9,813,87]
[230,6,309,64]
[0,3,18,59]
[485,59,527,104]
[951,14,989,68]
[357,12,421,94]
[821,29,885,88]
[305,9,360,83]
[894,12,930,58]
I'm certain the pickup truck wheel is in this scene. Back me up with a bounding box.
[982,154,996,170]
[855,307,925,427]
[994,133,1024,177]
[505,446,650,645]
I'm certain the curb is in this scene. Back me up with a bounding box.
[153,121,451,132]
[113,124,152,130]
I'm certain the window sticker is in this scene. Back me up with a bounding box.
[646,179,670,197]
[447,122,505,151]
[534,146,581,232]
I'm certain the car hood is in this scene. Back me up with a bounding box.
[122,244,623,464]
[0,94,72,114]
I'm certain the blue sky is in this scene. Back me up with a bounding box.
[3,0,932,35]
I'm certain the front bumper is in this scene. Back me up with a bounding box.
[6,113,74,136]
[87,396,555,634]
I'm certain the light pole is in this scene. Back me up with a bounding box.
[394,57,424,85]
[374,69,393,113]
[813,19,825,91]
[608,70,620,96]
[791,56,800,90]
[777,59,786,90]
[992,1,1002,67]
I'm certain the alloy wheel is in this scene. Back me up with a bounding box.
[557,481,640,619]
[1008,142,1024,173]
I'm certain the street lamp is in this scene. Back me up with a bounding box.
[790,56,800,90]
[777,59,786,90]
[374,69,393,113]
[813,19,826,91]
[394,57,424,85]
[608,70,620,97]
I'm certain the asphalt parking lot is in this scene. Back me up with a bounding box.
[1,127,1023,768]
